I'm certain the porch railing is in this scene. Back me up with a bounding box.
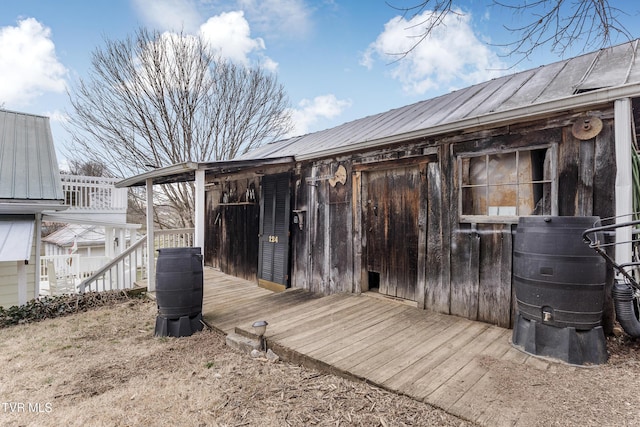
[154,228,195,248]
[60,174,127,212]
[40,254,110,294]
[79,236,148,293]
[77,228,195,293]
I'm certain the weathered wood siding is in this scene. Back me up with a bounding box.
[204,176,260,281]
[204,110,618,329]
[442,115,616,328]
[291,162,354,295]
[363,166,421,301]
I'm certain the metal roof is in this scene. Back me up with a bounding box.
[116,157,295,187]
[239,39,640,162]
[0,109,65,204]
[42,223,105,247]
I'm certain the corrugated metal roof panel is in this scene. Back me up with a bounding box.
[577,42,636,90]
[498,62,567,111]
[465,71,537,117]
[237,40,640,162]
[0,110,64,201]
[415,85,486,128]
[535,51,599,102]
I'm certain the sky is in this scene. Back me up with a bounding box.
[1,0,639,170]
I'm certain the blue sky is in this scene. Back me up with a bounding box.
[1,0,639,169]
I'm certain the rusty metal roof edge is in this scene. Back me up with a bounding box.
[294,82,640,162]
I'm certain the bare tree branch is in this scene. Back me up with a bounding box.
[385,0,457,60]
[493,0,633,62]
[388,0,633,63]
[65,28,292,227]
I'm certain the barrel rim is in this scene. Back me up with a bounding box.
[157,246,202,254]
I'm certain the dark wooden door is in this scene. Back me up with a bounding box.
[365,166,421,301]
[258,173,290,290]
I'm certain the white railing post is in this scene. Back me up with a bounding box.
[146,178,155,292]
[195,169,205,253]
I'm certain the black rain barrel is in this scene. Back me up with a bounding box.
[512,216,608,365]
[154,247,203,337]
[513,216,606,329]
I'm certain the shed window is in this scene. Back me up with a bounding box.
[458,145,556,222]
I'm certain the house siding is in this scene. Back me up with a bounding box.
[204,173,262,282]
[0,236,37,308]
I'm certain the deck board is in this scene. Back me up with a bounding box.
[200,268,572,426]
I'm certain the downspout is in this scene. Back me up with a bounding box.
[614,98,634,268]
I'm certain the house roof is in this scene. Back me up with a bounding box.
[42,223,105,247]
[0,109,65,211]
[116,157,295,188]
[117,40,640,188]
[238,39,640,162]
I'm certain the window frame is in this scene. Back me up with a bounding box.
[457,143,558,224]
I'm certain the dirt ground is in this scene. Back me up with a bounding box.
[1,297,639,427]
[0,298,470,427]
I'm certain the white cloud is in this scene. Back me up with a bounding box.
[131,1,282,70]
[260,56,279,73]
[362,9,507,95]
[289,94,352,136]
[199,10,277,69]
[132,0,202,33]
[45,109,69,124]
[0,18,67,107]
[237,0,312,38]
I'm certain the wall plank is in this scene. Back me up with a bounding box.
[425,162,448,312]
[593,120,616,333]
[558,127,580,216]
[450,225,480,320]
[477,225,513,327]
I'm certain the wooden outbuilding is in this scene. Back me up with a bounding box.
[118,40,640,330]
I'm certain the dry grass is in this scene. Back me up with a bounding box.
[0,298,471,427]
[4,296,640,426]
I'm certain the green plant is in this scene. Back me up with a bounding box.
[0,291,146,328]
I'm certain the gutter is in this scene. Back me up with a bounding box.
[295,82,640,161]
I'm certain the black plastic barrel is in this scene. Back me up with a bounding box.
[513,216,606,330]
[155,247,203,319]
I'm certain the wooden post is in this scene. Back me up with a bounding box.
[146,178,155,292]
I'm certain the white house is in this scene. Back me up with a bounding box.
[0,109,67,307]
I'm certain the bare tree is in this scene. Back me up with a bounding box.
[62,160,111,177]
[389,0,634,62]
[66,28,292,227]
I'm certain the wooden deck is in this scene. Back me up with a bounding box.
[201,268,573,426]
